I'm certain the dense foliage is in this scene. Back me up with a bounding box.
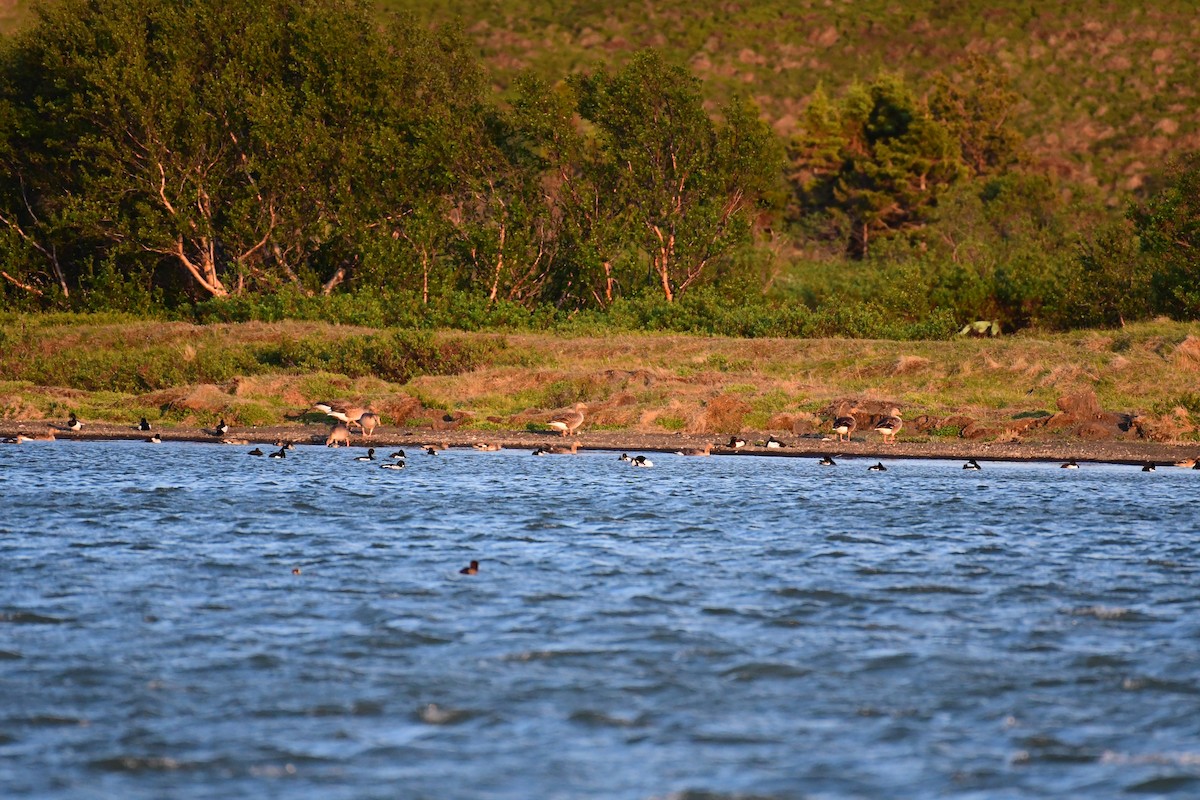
[0,0,1197,337]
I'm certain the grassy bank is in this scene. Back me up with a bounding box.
[2,314,1199,443]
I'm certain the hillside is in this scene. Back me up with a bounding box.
[3,1,1197,202]
[387,0,1200,203]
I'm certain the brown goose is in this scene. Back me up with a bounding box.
[326,422,351,447]
[832,408,857,442]
[547,403,587,437]
[314,402,369,429]
[357,412,379,439]
[676,443,712,456]
[874,408,903,444]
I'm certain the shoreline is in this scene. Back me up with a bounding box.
[4,421,1198,467]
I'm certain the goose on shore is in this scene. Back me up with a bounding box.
[874,408,903,444]
[358,412,379,439]
[315,402,369,430]
[547,403,587,437]
[354,448,376,462]
[867,461,888,472]
[832,410,857,443]
[326,422,351,447]
[963,459,982,471]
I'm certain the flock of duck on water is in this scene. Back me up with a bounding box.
[5,401,1199,473]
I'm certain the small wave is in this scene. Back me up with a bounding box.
[720,662,810,681]
[0,611,70,624]
[0,649,21,660]
[91,755,191,773]
[885,584,982,595]
[1065,605,1149,621]
[773,588,861,605]
[1121,676,1200,695]
[568,709,645,728]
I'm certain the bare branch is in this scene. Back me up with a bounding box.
[1,270,45,296]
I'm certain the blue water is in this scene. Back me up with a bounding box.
[2,440,1200,799]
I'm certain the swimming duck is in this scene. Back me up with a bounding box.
[389,450,406,460]
[424,446,439,456]
[832,410,857,443]
[874,408,902,444]
[1061,460,1079,469]
[248,447,264,456]
[727,436,746,449]
[1141,462,1156,472]
[532,447,549,456]
[459,560,480,575]
[963,459,982,471]
[676,443,712,456]
[269,446,287,458]
[135,417,152,432]
[618,453,631,462]
[354,448,377,462]
[867,461,888,472]
[547,403,587,437]
[818,455,836,466]
[473,442,502,451]
[146,433,162,443]
[66,413,82,432]
[630,455,654,468]
[380,461,405,470]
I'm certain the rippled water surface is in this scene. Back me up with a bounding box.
[3,440,1200,798]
